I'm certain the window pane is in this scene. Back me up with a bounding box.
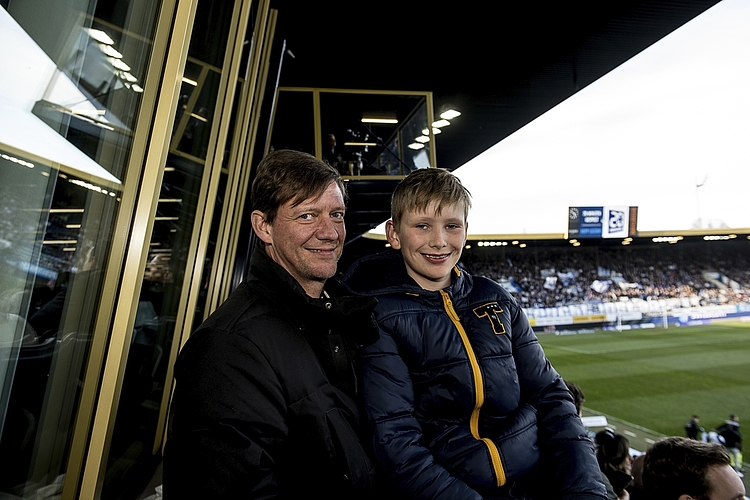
[0,0,160,496]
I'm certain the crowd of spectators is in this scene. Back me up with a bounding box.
[461,241,750,310]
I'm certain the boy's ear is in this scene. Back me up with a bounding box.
[251,210,273,245]
[385,220,401,250]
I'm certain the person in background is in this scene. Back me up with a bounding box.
[323,133,344,174]
[687,415,704,440]
[595,429,634,500]
[717,415,743,477]
[641,436,745,500]
[344,167,606,499]
[163,150,381,499]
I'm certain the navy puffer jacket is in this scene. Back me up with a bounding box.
[344,250,606,500]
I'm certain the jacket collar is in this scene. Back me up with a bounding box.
[343,249,469,298]
[249,241,380,346]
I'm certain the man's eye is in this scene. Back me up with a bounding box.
[331,212,345,220]
[299,213,313,220]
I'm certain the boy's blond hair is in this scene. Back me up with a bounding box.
[390,168,472,228]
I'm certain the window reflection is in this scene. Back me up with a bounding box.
[0,0,158,496]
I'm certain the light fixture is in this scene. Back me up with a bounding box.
[182,77,198,86]
[344,141,377,147]
[43,240,78,245]
[440,109,461,120]
[361,117,398,124]
[86,28,115,45]
[431,119,451,128]
[190,112,208,123]
[110,57,131,72]
[99,45,122,58]
[703,234,736,241]
[652,236,683,243]
[408,143,425,150]
[414,135,430,143]
[422,127,441,135]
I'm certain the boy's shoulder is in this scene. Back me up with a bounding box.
[460,271,516,302]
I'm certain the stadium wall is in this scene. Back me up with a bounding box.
[526,302,750,333]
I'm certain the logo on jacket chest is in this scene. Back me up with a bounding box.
[472,302,506,335]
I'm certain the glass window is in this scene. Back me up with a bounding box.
[0,0,160,496]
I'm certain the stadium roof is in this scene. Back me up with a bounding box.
[271,0,748,242]
[362,0,750,240]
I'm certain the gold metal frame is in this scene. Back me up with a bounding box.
[64,0,199,498]
[271,87,437,175]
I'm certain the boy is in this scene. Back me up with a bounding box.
[344,168,606,499]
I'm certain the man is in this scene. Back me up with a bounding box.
[323,133,344,173]
[686,415,704,440]
[641,436,746,500]
[163,150,380,498]
[717,415,743,476]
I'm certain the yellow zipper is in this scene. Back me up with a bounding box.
[439,290,506,487]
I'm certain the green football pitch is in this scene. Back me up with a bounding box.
[538,321,750,438]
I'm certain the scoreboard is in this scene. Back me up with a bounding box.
[568,206,638,239]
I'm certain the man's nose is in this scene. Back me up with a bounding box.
[317,217,342,240]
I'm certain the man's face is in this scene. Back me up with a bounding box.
[706,464,745,500]
[256,181,345,297]
[386,201,467,291]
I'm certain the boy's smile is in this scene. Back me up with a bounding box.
[386,201,468,291]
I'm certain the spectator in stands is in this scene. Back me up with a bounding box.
[564,379,596,440]
[344,168,607,499]
[717,415,743,477]
[595,429,634,500]
[641,436,745,500]
[686,415,704,440]
[565,379,586,417]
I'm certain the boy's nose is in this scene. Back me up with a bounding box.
[429,230,447,248]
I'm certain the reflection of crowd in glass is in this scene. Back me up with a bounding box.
[462,242,750,310]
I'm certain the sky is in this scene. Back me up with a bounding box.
[371,0,750,238]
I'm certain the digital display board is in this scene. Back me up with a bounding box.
[568,206,638,239]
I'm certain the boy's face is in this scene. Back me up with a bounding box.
[386,201,467,291]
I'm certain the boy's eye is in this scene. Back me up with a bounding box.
[415,223,429,230]
[446,224,460,230]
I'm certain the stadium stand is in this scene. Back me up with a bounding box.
[461,239,750,329]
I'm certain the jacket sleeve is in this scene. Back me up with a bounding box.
[163,328,285,499]
[508,302,607,500]
[360,324,483,500]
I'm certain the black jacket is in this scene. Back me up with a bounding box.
[163,245,380,499]
[344,250,607,500]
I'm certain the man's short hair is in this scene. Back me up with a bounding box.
[641,436,731,500]
[390,168,472,228]
[251,149,346,224]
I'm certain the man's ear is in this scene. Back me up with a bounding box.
[385,220,401,250]
[251,210,273,245]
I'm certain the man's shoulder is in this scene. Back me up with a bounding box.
[196,280,292,335]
